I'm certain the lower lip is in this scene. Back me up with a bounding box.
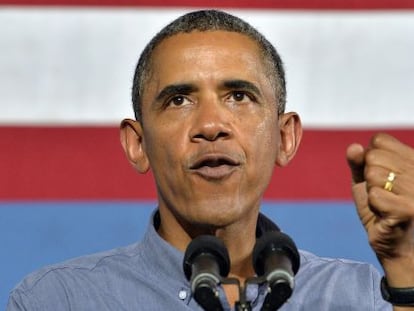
[191,165,238,180]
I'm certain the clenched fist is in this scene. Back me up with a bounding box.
[347,133,414,292]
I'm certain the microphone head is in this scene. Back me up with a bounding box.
[183,235,231,281]
[253,231,300,277]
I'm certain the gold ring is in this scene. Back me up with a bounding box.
[384,171,396,192]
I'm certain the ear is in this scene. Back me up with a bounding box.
[275,112,303,167]
[120,118,150,173]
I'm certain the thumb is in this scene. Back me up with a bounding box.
[346,143,366,184]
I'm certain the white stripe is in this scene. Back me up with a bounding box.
[1,8,413,127]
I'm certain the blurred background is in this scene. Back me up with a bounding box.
[1,1,414,309]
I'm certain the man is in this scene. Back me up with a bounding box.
[7,9,414,310]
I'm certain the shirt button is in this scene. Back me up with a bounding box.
[178,289,188,300]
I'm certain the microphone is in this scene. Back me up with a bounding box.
[183,235,231,311]
[253,231,300,311]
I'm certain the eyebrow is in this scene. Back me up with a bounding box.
[154,83,198,103]
[153,79,262,104]
[221,79,262,97]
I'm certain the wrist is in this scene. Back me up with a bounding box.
[381,256,414,287]
[381,276,414,307]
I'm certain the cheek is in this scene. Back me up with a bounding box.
[143,124,186,170]
[240,118,279,195]
[249,117,279,161]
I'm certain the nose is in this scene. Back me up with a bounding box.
[190,96,233,142]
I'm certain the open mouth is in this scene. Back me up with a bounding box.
[189,154,240,179]
[190,155,239,169]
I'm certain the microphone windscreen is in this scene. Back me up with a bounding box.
[183,235,230,280]
[253,231,300,277]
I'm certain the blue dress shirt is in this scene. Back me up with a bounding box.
[7,211,391,310]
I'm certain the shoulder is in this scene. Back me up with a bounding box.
[299,249,379,273]
[287,250,391,310]
[298,249,381,287]
[21,242,140,288]
[7,242,143,311]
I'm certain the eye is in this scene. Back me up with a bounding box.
[167,95,192,107]
[232,91,246,101]
[228,91,255,104]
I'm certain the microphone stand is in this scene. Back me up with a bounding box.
[183,231,299,311]
[221,276,269,311]
[221,277,252,311]
[222,275,288,311]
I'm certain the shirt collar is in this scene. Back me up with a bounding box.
[141,209,281,282]
[140,209,283,308]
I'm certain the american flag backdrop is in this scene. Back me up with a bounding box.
[1,1,414,308]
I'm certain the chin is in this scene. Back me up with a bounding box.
[187,200,248,228]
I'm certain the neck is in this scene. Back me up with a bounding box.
[215,224,257,279]
[158,207,259,277]
[217,223,257,307]
[158,207,259,307]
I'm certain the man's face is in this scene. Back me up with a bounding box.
[139,31,284,229]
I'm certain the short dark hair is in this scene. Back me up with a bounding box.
[131,9,286,121]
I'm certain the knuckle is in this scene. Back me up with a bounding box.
[401,197,414,217]
[367,187,382,207]
[364,149,377,164]
[371,133,387,148]
[364,166,377,183]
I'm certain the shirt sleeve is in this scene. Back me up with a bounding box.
[369,265,392,311]
[6,289,38,311]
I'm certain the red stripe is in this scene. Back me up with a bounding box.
[1,0,414,9]
[266,129,414,200]
[1,126,413,200]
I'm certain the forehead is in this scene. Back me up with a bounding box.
[147,30,271,88]
[156,30,261,52]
